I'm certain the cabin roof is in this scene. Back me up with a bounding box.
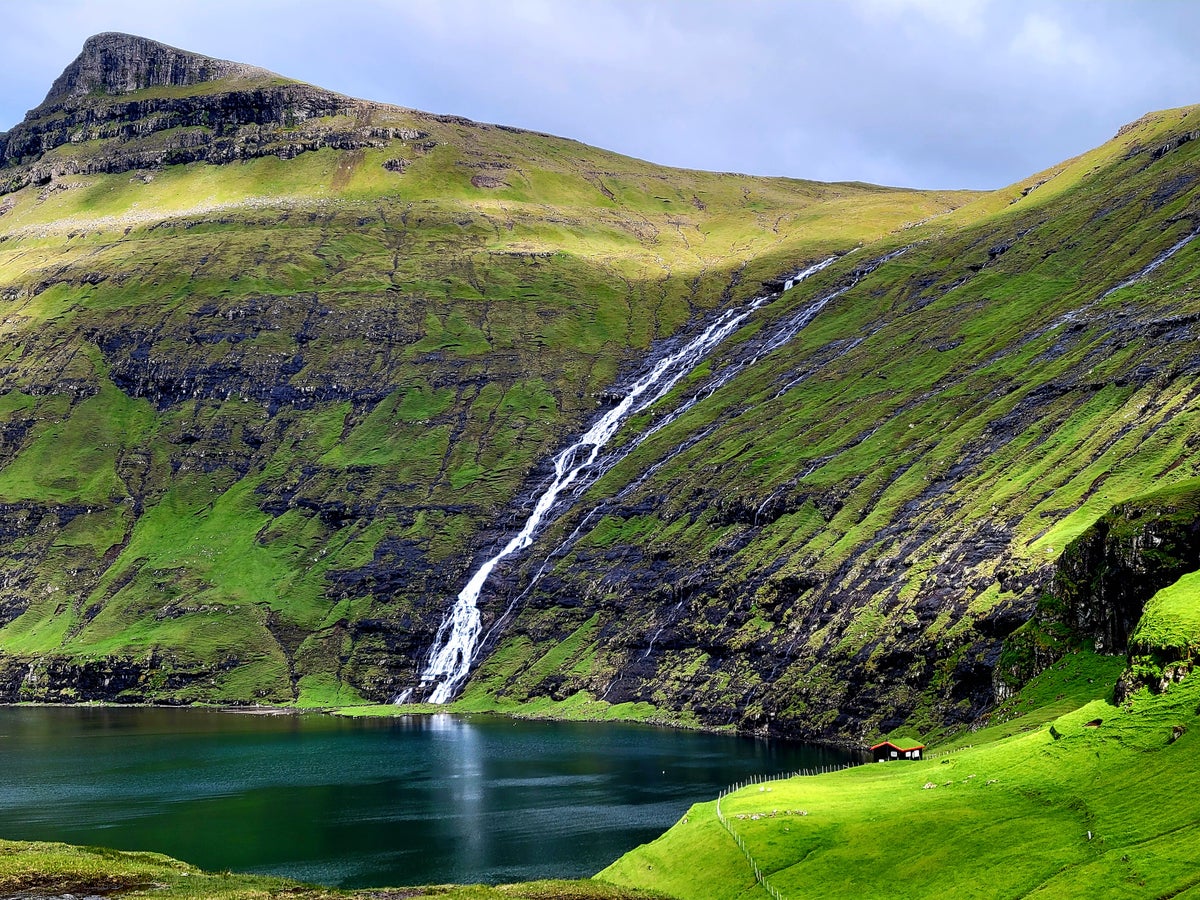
[870,740,926,752]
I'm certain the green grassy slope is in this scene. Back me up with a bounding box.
[0,39,971,707]
[600,647,1200,899]
[599,475,1200,896]
[464,103,1200,739]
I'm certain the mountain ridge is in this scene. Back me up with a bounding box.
[0,34,1197,752]
[0,34,382,193]
[0,35,980,735]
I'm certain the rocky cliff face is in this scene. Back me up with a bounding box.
[0,33,420,193]
[40,32,270,102]
[995,480,1200,705]
[1055,494,1200,655]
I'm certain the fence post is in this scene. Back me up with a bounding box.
[715,773,790,899]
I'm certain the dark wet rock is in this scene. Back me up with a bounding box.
[470,173,507,189]
[1148,130,1200,162]
[88,294,423,412]
[0,651,256,703]
[1055,498,1200,654]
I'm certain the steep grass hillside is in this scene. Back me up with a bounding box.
[601,642,1200,898]
[461,104,1200,741]
[0,35,969,710]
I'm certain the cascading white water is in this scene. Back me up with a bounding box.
[781,255,838,290]
[1100,227,1199,299]
[1011,227,1200,355]
[414,257,839,703]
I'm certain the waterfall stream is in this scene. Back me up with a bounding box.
[412,255,848,703]
[406,227,1192,703]
[1100,227,1199,299]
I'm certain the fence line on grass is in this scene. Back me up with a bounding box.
[714,762,860,900]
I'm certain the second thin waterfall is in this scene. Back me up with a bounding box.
[413,257,837,703]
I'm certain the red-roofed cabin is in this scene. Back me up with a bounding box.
[871,740,925,762]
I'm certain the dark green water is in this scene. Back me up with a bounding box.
[0,707,847,887]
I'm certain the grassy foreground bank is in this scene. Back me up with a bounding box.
[0,839,667,900]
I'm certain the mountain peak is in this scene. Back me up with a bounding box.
[40,32,273,105]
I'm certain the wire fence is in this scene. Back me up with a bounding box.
[714,762,861,900]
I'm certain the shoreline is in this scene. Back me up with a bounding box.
[0,698,869,754]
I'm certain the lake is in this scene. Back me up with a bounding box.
[0,707,848,887]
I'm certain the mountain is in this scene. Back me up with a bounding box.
[0,34,971,717]
[472,107,1200,743]
[1,34,1198,757]
[0,32,347,190]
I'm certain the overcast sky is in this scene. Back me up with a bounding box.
[1,0,1199,190]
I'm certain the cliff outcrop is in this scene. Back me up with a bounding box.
[42,32,270,101]
[997,480,1200,704]
[1056,487,1200,655]
[0,33,422,194]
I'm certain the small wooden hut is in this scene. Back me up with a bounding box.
[870,740,925,761]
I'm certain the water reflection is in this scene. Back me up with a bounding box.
[0,708,846,887]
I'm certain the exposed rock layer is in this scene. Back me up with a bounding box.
[0,33,427,194]
[42,32,270,102]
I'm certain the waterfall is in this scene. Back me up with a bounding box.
[1100,227,1199,299]
[411,256,842,704]
[783,255,837,290]
[996,226,1200,364]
